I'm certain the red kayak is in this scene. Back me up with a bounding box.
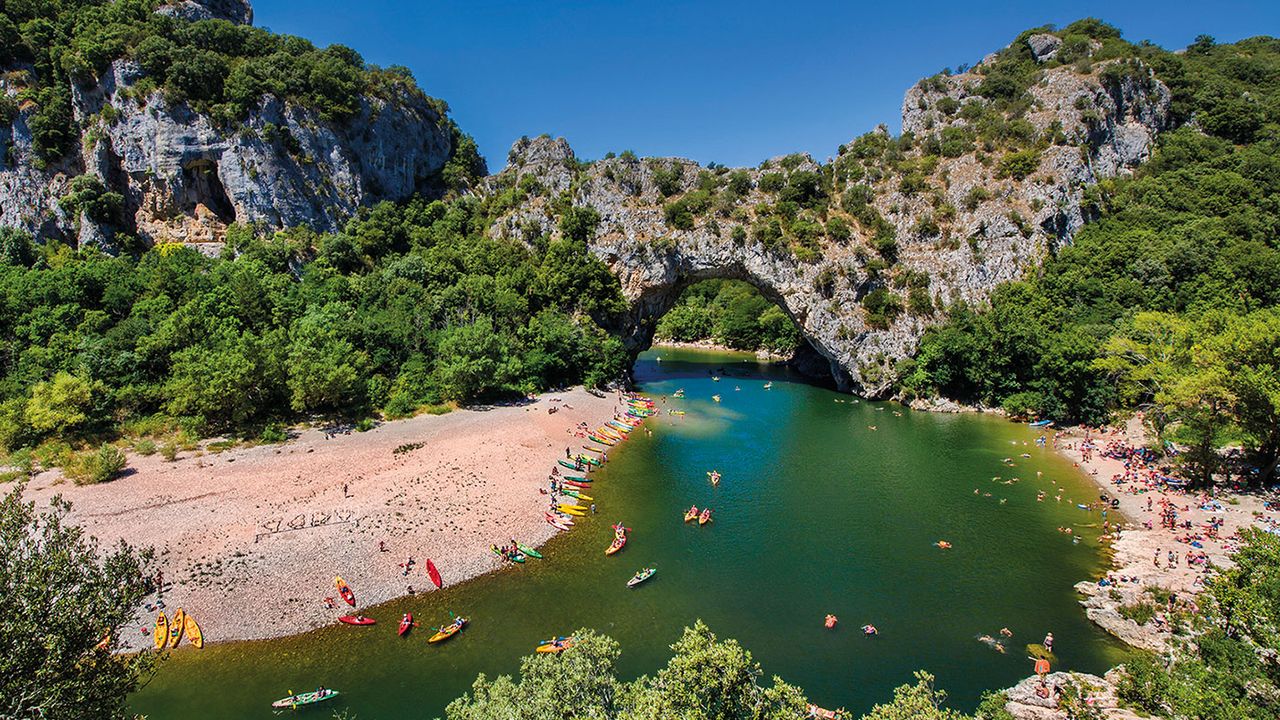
[427,560,443,589]
[561,480,592,489]
[339,615,375,626]
[398,613,413,636]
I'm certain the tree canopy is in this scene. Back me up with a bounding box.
[0,483,157,719]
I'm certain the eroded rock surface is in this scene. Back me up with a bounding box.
[487,47,1170,393]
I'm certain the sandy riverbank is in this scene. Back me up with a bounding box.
[22,388,628,651]
[1049,418,1271,651]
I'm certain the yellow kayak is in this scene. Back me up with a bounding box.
[557,505,586,516]
[168,608,186,648]
[184,612,204,649]
[428,617,467,643]
[153,612,169,651]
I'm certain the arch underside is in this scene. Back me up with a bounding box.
[607,263,854,392]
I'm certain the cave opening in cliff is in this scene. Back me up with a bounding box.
[648,279,835,386]
[180,158,236,224]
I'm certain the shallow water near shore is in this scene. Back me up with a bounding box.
[131,348,1129,718]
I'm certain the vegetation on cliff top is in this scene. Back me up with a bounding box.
[899,31,1280,485]
[1,0,481,182]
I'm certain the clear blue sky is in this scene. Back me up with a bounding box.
[251,0,1277,168]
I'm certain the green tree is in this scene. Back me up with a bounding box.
[861,672,969,720]
[286,306,369,413]
[25,371,104,438]
[0,484,157,720]
[626,621,807,720]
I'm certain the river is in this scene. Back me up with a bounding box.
[131,347,1128,718]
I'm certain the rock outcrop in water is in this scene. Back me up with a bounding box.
[0,0,455,249]
[486,39,1170,394]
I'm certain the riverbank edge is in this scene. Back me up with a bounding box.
[996,415,1267,720]
[29,387,632,652]
[651,339,790,362]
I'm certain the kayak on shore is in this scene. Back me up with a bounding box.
[167,608,185,648]
[334,576,356,606]
[153,612,169,651]
[516,542,543,559]
[271,688,339,709]
[426,559,443,589]
[338,615,375,626]
[183,612,204,649]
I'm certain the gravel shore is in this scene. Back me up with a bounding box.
[22,388,623,651]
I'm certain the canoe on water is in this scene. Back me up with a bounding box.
[334,576,356,606]
[167,608,186,648]
[398,613,414,637]
[699,509,712,525]
[427,559,443,589]
[271,689,340,709]
[153,612,169,651]
[606,525,628,555]
[684,506,698,522]
[516,542,543,559]
[183,612,204,649]
[338,615,376,626]
[627,567,656,588]
[536,636,576,653]
[428,617,467,643]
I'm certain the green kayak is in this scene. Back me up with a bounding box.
[271,689,339,709]
[516,542,543,559]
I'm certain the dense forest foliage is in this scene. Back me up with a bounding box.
[899,32,1280,485]
[654,280,803,354]
[0,196,628,478]
[0,0,618,478]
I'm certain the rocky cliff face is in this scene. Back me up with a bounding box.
[486,38,1170,395]
[0,0,453,249]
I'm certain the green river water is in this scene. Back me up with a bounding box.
[132,348,1129,718]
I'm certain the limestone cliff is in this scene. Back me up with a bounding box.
[485,37,1170,395]
[0,0,456,249]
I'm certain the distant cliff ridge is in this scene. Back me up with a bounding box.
[0,0,456,248]
[0,10,1170,395]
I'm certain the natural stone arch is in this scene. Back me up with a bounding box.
[596,240,855,389]
[488,53,1171,396]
